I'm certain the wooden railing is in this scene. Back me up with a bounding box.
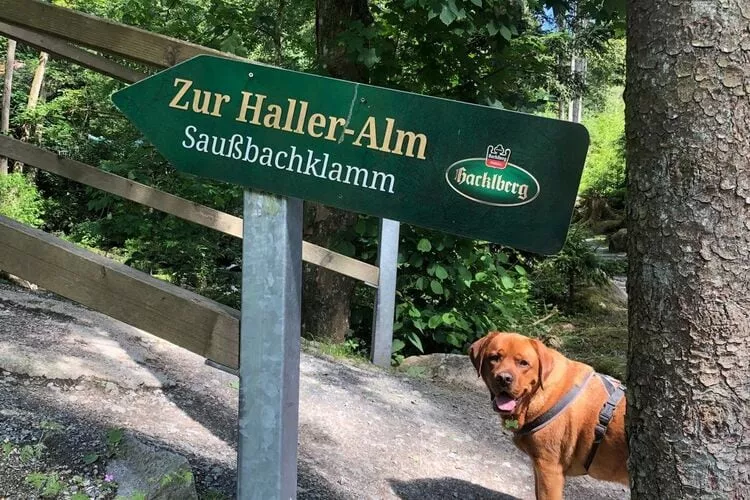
[0,0,392,370]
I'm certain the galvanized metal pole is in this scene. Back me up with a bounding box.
[371,218,400,367]
[238,190,303,500]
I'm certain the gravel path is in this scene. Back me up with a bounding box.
[0,280,629,499]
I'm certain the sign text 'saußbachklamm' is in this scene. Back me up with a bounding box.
[168,78,429,160]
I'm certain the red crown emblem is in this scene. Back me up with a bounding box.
[485,145,511,169]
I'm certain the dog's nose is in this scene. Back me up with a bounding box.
[497,372,513,387]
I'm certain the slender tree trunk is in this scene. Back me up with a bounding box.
[27,52,48,112]
[19,51,48,175]
[303,0,372,341]
[1,39,16,175]
[626,1,750,498]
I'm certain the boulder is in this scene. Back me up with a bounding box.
[398,353,485,392]
[106,435,198,500]
[608,228,628,253]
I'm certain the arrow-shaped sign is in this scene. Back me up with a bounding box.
[112,55,589,254]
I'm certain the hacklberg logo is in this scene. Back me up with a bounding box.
[445,144,540,207]
[485,145,511,169]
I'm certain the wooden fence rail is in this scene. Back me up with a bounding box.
[0,215,240,369]
[0,22,147,83]
[0,136,379,286]
[0,0,397,368]
[0,0,236,69]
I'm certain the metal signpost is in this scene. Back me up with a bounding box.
[112,54,590,499]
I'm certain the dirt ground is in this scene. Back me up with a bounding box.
[0,280,629,499]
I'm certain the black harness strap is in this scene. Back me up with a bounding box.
[515,370,595,437]
[584,374,626,471]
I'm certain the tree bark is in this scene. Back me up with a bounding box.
[1,39,17,175]
[303,0,372,341]
[626,1,750,498]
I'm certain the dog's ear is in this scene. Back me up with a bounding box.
[530,338,555,390]
[468,332,499,377]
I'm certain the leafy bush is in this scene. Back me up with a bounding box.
[530,225,608,312]
[0,173,45,227]
[349,218,537,361]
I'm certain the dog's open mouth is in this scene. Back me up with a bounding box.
[493,392,517,414]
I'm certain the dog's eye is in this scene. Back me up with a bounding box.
[518,359,530,367]
[488,354,501,362]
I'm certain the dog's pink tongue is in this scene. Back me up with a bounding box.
[494,394,517,413]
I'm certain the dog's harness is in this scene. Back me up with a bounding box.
[512,371,626,472]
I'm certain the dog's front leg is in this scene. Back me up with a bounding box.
[532,461,565,500]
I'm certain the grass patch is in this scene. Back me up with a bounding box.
[301,338,370,364]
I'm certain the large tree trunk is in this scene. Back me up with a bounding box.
[1,39,17,175]
[303,0,372,341]
[626,1,750,498]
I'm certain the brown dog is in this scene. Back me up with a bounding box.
[469,331,628,500]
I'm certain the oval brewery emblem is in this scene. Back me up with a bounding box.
[445,147,540,207]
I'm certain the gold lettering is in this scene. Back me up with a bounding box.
[191,90,213,115]
[263,104,284,129]
[353,117,380,150]
[236,92,265,124]
[293,100,309,134]
[307,113,327,138]
[380,118,396,153]
[393,130,428,159]
[325,117,347,141]
[210,94,231,117]
[168,78,193,110]
[282,99,298,132]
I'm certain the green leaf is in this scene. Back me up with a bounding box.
[514,264,527,276]
[361,48,380,68]
[430,280,444,294]
[475,271,487,282]
[428,314,442,329]
[446,333,463,347]
[435,265,449,280]
[408,307,421,318]
[417,238,432,252]
[415,277,425,290]
[499,24,512,41]
[470,0,482,6]
[439,6,456,25]
[409,253,424,267]
[83,452,99,465]
[107,428,124,447]
[504,419,519,430]
[457,265,472,281]
[391,339,406,353]
[441,312,456,325]
[406,332,425,353]
[354,218,367,235]
[486,20,498,36]
[501,275,515,289]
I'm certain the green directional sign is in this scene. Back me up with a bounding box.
[112,55,589,254]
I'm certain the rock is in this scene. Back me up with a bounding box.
[552,323,575,333]
[608,228,628,253]
[106,435,198,500]
[577,278,628,313]
[398,354,484,392]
